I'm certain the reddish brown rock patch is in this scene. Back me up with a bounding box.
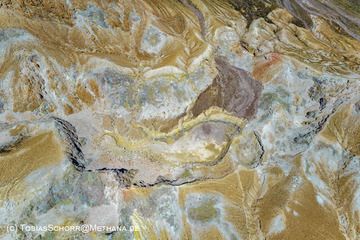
[191,57,263,119]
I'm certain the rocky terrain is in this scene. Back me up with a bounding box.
[0,0,359,239]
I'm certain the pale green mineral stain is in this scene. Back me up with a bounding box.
[188,199,218,222]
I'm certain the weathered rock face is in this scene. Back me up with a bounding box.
[279,0,360,40]
[0,1,359,239]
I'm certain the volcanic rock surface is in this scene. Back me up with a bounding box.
[0,0,360,239]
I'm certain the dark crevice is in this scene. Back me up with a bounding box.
[85,168,138,188]
[294,100,343,144]
[254,131,265,167]
[52,117,86,171]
